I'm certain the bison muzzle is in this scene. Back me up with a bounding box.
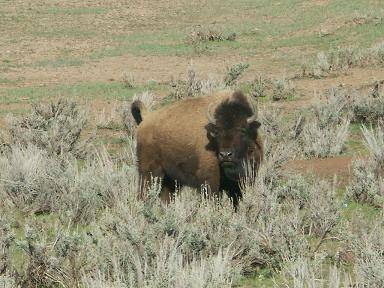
[131,90,263,206]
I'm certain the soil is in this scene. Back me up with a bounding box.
[289,156,353,188]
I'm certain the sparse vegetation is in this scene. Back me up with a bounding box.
[168,65,205,100]
[353,83,384,124]
[223,63,249,87]
[187,24,237,53]
[2,0,384,287]
[299,90,352,158]
[347,124,384,207]
[302,41,384,78]
[1,100,92,158]
[122,72,135,89]
[271,75,296,101]
[250,75,269,99]
[167,63,247,101]
[187,25,237,44]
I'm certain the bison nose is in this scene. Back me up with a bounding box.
[219,151,233,161]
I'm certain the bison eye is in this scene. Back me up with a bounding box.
[209,130,219,138]
[206,123,219,138]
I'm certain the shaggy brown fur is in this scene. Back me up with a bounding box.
[132,90,263,205]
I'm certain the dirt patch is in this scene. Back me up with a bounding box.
[289,156,353,188]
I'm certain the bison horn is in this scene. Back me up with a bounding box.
[207,103,216,125]
[247,114,257,124]
[247,100,258,124]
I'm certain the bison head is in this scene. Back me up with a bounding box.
[205,91,261,180]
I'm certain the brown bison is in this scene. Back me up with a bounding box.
[131,90,263,206]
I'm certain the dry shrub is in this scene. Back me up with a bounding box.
[271,75,296,101]
[0,91,366,287]
[0,145,67,214]
[248,75,297,101]
[340,213,384,287]
[96,102,123,130]
[223,63,249,87]
[353,85,384,123]
[168,63,247,101]
[301,117,350,158]
[169,65,205,100]
[280,257,353,287]
[122,71,135,89]
[0,144,138,223]
[5,99,91,158]
[12,222,94,288]
[259,107,304,158]
[250,75,269,98]
[0,275,15,288]
[312,84,384,124]
[302,41,384,78]
[0,216,14,279]
[299,88,352,158]
[0,140,344,287]
[187,24,236,45]
[352,217,384,287]
[347,124,384,207]
[187,24,236,54]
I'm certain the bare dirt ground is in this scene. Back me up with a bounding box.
[289,156,353,187]
[1,53,277,88]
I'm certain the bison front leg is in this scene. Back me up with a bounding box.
[159,175,178,204]
[137,160,165,198]
[196,164,221,200]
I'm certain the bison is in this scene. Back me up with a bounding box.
[131,90,263,206]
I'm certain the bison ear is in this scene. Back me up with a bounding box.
[205,123,219,139]
[247,120,261,138]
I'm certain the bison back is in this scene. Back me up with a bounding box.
[135,95,223,189]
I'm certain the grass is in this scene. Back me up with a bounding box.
[239,270,276,287]
[0,77,22,85]
[344,123,367,155]
[0,81,164,104]
[341,201,381,222]
[2,0,383,71]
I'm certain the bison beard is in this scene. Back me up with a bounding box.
[132,90,263,207]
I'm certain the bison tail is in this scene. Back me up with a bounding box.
[131,100,147,125]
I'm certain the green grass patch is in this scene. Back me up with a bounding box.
[0,77,22,85]
[239,268,276,287]
[344,123,367,155]
[45,6,108,15]
[0,81,164,104]
[341,200,382,222]
[90,31,194,58]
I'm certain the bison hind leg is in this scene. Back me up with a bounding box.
[138,170,179,205]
